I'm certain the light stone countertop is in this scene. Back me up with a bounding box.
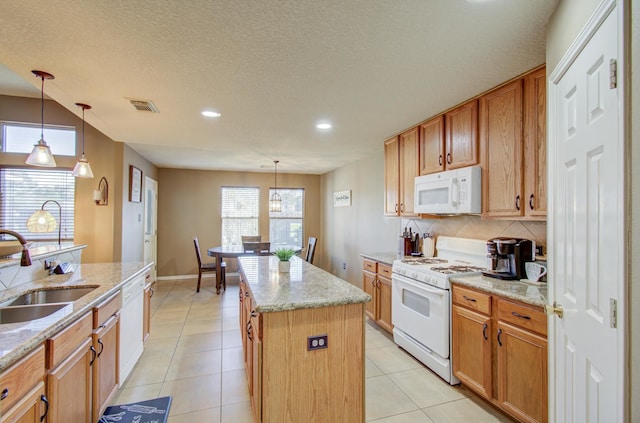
[238,255,370,313]
[450,275,548,308]
[360,252,399,266]
[0,261,153,372]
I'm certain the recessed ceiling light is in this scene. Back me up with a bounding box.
[316,123,332,130]
[202,110,221,118]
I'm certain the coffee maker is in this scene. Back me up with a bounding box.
[482,237,533,280]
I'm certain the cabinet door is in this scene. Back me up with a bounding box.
[399,128,419,216]
[92,314,120,423]
[383,136,400,216]
[0,382,47,423]
[47,338,92,423]
[451,305,492,399]
[362,270,377,321]
[480,79,524,217]
[376,274,393,334]
[250,313,262,420]
[497,321,548,423]
[523,67,547,218]
[445,99,478,170]
[419,115,445,175]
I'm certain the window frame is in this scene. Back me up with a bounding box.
[1,120,77,156]
[220,186,260,247]
[269,188,304,250]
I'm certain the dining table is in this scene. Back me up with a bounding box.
[207,244,301,294]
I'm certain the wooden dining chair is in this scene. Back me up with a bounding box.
[243,241,271,255]
[194,236,226,293]
[305,237,317,264]
[241,235,262,243]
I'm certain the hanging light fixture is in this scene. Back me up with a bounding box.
[25,70,57,167]
[72,103,94,178]
[269,160,282,212]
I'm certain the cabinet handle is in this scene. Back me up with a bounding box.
[482,323,488,340]
[511,311,531,320]
[462,295,477,303]
[246,321,252,341]
[150,287,154,298]
[1,387,8,400]
[446,152,451,164]
[245,291,250,298]
[97,338,105,357]
[515,195,521,211]
[90,346,97,366]
[439,155,443,166]
[40,394,49,422]
[529,194,534,210]
[395,204,398,213]
[497,328,503,346]
[400,203,404,212]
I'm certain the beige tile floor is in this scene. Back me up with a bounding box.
[111,277,514,422]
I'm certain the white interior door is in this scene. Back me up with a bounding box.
[144,177,158,281]
[548,2,625,422]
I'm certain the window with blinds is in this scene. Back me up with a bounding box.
[221,186,259,247]
[0,168,75,242]
[269,188,304,249]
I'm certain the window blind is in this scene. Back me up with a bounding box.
[269,188,304,249]
[0,168,75,242]
[221,186,259,247]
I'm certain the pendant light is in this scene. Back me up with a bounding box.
[269,160,282,212]
[72,103,94,178]
[25,70,57,167]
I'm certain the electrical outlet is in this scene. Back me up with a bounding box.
[307,335,328,351]
[342,262,346,270]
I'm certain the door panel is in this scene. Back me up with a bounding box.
[144,177,158,281]
[550,6,621,422]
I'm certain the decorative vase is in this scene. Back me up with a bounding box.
[278,261,290,273]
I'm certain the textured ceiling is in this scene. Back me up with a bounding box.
[0,0,558,174]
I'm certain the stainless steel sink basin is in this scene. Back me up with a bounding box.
[0,303,69,324]
[0,286,98,307]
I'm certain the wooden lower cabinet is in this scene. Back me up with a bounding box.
[451,284,547,423]
[92,313,120,422]
[240,290,365,422]
[1,382,47,423]
[362,259,393,334]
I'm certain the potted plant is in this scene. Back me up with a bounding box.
[274,247,296,272]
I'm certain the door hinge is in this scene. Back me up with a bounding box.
[609,59,617,89]
[609,298,617,328]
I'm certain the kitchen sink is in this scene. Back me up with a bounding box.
[0,286,98,307]
[0,303,69,324]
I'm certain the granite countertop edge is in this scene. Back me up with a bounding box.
[360,252,398,266]
[450,275,548,308]
[239,256,370,313]
[0,261,153,372]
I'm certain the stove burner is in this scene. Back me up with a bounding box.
[429,265,485,274]
[400,258,448,265]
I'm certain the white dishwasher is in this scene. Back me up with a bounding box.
[119,273,145,384]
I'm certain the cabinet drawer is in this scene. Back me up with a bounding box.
[46,311,92,369]
[93,291,121,329]
[378,263,392,278]
[496,298,546,336]
[363,259,377,273]
[0,344,45,413]
[452,285,491,315]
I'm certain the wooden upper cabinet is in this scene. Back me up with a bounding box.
[419,115,445,175]
[523,66,547,218]
[383,136,400,216]
[480,79,524,218]
[445,99,479,170]
[399,127,419,216]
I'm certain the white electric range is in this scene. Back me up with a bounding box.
[391,236,487,384]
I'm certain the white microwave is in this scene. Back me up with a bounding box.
[414,166,482,214]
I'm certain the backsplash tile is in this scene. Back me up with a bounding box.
[0,249,84,292]
[402,216,547,253]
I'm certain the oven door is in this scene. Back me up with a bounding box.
[392,273,450,358]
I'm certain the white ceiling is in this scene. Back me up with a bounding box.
[0,0,558,174]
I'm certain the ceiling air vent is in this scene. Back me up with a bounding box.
[129,99,159,113]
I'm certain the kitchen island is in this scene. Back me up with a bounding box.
[238,255,370,423]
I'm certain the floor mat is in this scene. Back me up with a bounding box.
[99,396,172,423]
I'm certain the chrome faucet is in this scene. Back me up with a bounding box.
[0,229,32,266]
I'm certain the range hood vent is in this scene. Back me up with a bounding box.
[129,99,159,113]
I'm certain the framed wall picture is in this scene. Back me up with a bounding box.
[129,165,142,203]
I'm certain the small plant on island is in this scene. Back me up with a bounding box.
[274,247,296,262]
